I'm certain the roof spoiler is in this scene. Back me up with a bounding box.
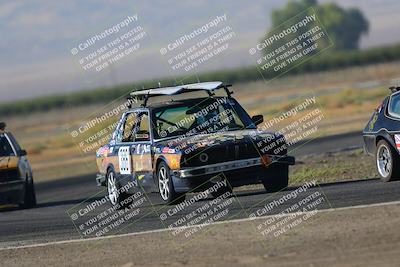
[127,81,233,107]
[389,86,400,93]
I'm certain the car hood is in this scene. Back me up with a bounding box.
[155,129,282,152]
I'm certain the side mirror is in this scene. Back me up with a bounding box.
[251,115,264,126]
[19,149,27,156]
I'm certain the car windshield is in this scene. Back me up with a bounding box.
[388,92,400,118]
[0,135,15,157]
[151,97,256,139]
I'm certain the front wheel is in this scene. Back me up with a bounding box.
[157,162,185,205]
[262,164,289,193]
[375,140,400,182]
[107,169,128,208]
[20,178,37,209]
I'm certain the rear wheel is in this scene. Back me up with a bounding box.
[21,178,37,209]
[375,140,400,182]
[157,161,185,205]
[262,164,289,193]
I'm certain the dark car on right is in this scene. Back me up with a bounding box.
[363,87,400,182]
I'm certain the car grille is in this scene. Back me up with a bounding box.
[181,142,260,167]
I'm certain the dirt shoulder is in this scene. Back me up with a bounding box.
[2,202,399,267]
[236,148,377,192]
[289,148,377,185]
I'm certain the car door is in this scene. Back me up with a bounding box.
[115,109,154,191]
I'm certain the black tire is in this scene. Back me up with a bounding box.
[262,164,289,193]
[375,140,400,182]
[210,183,233,198]
[21,178,37,209]
[157,161,185,205]
[106,169,129,209]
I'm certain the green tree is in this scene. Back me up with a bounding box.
[268,0,369,51]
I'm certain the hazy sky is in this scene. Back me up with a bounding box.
[1,0,400,102]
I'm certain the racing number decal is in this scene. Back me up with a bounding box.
[118,146,131,174]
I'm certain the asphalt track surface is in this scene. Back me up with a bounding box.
[1,131,399,248]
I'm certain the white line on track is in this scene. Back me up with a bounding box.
[1,200,400,251]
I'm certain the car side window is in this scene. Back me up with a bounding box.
[135,113,150,142]
[117,111,150,143]
[388,93,400,119]
[121,112,138,142]
[0,134,15,157]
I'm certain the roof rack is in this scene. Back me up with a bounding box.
[389,86,400,93]
[127,81,233,107]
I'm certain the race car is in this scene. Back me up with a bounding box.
[363,86,400,182]
[96,82,295,205]
[0,122,36,208]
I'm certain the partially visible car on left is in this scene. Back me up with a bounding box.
[0,123,36,208]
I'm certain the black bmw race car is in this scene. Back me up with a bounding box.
[363,86,400,182]
[96,81,295,205]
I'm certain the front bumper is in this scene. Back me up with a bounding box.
[174,156,295,178]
